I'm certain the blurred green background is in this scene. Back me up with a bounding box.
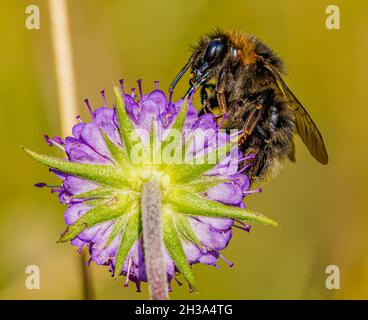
[1,0,367,299]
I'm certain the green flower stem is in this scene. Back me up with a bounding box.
[141,180,168,300]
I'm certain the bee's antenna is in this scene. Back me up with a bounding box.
[169,53,195,92]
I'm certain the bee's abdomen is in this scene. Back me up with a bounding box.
[227,87,295,180]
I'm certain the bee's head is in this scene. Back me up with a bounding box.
[188,38,228,92]
[169,33,234,96]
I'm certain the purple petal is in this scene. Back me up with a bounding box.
[196,217,234,231]
[91,228,121,265]
[79,123,111,159]
[65,137,110,164]
[198,250,219,266]
[208,147,242,176]
[136,99,161,131]
[64,202,91,225]
[63,176,97,196]
[123,94,140,123]
[79,221,111,242]
[72,123,84,139]
[230,173,251,192]
[94,107,115,123]
[182,240,201,264]
[189,218,232,250]
[71,237,87,252]
[206,182,243,205]
[141,90,167,113]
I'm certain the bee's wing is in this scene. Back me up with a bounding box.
[267,64,328,164]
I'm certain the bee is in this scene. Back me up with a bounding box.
[170,30,328,181]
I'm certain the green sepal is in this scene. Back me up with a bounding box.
[83,196,118,207]
[149,119,162,165]
[100,129,129,165]
[104,215,129,248]
[113,85,148,163]
[172,210,202,249]
[114,208,141,277]
[23,148,128,188]
[160,98,188,160]
[178,176,230,193]
[166,136,238,183]
[170,189,278,227]
[57,193,137,242]
[162,209,196,290]
[73,186,116,200]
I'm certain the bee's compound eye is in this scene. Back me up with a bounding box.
[203,39,226,63]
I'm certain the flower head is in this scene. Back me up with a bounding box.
[25,80,276,292]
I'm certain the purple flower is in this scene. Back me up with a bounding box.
[25,80,276,292]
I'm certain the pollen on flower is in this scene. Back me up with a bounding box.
[25,79,277,292]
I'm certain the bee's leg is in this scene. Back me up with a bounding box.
[239,104,264,145]
[216,70,227,113]
[239,90,269,143]
[215,70,229,127]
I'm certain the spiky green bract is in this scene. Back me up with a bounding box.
[100,130,129,166]
[104,215,129,248]
[23,147,134,188]
[170,189,278,227]
[115,207,141,277]
[58,192,137,242]
[113,85,149,163]
[165,136,238,183]
[162,207,196,290]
